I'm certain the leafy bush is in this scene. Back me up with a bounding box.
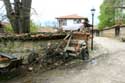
[4,24,13,33]
[30,21,38,32]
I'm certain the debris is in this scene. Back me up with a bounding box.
[0,52,22,74]
[28,67,33,71]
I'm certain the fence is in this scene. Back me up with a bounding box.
[94,25,125,38]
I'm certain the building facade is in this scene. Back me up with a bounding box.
[56,14,87,28]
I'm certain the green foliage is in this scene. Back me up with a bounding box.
[98,0,121,30]
[4,21,38,33]
[4,24,13,33]
[123,14,125,23]
[30,21,38,32]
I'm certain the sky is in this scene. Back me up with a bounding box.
[31,0,104,26]
[0,0,104,26]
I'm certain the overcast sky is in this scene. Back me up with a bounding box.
[31,0,104,25]
[0,0,104,26]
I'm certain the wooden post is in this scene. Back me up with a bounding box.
[115,26,120,36]
[96,30,100,36]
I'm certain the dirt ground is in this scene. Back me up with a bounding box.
[2,37,125,83]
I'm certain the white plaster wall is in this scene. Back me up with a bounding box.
[66,20,74,26]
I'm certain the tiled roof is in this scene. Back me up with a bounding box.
[56,14,87,19]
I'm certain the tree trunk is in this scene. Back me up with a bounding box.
[3,0,18,33]
[14,0,22,33]
[3,0,32,33]
[21,0,32,33]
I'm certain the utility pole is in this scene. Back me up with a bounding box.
[91,8,95,50]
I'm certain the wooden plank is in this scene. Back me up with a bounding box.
[72,32,90,40]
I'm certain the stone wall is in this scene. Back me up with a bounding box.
[100,29,115,38]
[99,27,125,38]
[120,27,125,37]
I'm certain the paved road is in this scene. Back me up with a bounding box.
[5,37,125,83]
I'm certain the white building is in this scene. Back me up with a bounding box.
[56,14,87,28]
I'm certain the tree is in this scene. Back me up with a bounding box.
[115,0,125,24]
[3,0,32,33]
[4,21,38,33]
[98,0,121,30]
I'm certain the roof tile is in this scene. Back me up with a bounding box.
[56,14,87,19]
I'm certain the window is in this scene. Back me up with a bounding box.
[74,19,81,24]
[62,20,67,25]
